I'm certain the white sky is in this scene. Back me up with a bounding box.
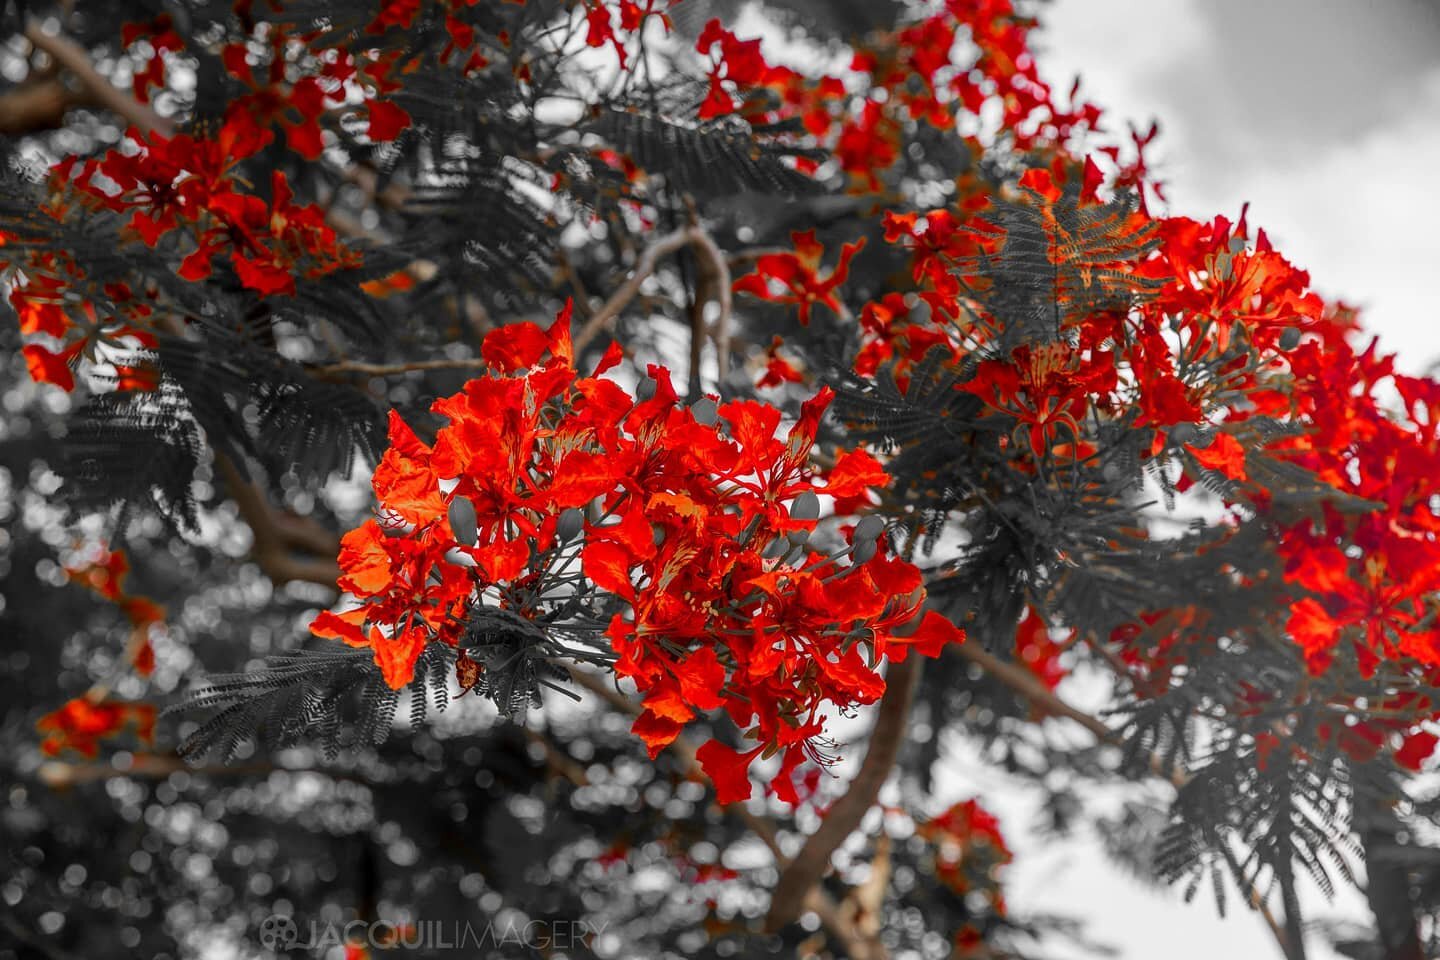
[978,1,1440,956]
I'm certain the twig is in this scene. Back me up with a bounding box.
[23,21,174,136]
[954,640,1295,959]
[765,655,922,933]
[573,227,692,351]
[954,641,1112,738]
[573,224,733,389]
[687,222,732,381]
[311,357,495,377]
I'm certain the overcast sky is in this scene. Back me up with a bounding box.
[973,2,1440,956]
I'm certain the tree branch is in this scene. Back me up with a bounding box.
[23,21,174,136]
[955,640,1113,738]
[573,223,733,388]
[216,457,341,589]
[765,655,922,933]
[311,357,496,377]
[564,667,887,960]
[0,72,86,136]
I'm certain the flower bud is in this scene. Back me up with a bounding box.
[853,515,885,543]
[691,396,718,425]
[1278,327,1302,351]
[636,376,657,401]
[448,496,478,546]
[556,507,585,542]
[850,537,878,564]
[790,491,821,521]
[762,537,788,559]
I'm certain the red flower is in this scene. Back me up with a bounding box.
[756,336,804,388]
[37,696,156,758]
[1186,432,1248,482]
[317,306,960,800]
[696,740,765,804]
[367,99,412,141]
[733,231,865,325]
[1396,730,1438,771]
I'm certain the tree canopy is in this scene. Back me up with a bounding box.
[3,2,1439,959]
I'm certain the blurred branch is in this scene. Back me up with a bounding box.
[953,640,1296,959]
[574,223,732,383]
[0,912,82,960]
[216,457,341,589]
[22,21,175,136]
[0,68,84,136]
[34,753,368,788]
[312,357,495,377]
[565,667,887,960]
[765,655,921,933]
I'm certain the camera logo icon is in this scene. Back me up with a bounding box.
[258,914,298,951]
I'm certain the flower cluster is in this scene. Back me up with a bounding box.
[916,798,1013,955]
[36,696,157,759]
[733,230,865,328]
[64,546,165,677]
[691,1,1103,191]
[316,305,964,803]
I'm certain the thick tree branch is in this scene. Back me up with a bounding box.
[23,21,175,136]
[565,667,887,960]
[0,72,85,136]
[216,456,341,589]
[765,655,923,933]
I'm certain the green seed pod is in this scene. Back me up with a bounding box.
[853,515,885,543]
[790,491,821,521]
[556,507,585,542]
[448,496,478,546]
[1278,327,1302,351]
[691,396,719,425]
[850,537,878,564]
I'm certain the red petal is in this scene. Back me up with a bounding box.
[367,99,412,141]
[695,740,762,804]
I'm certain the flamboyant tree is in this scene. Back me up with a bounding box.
[4,1,1440,958]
